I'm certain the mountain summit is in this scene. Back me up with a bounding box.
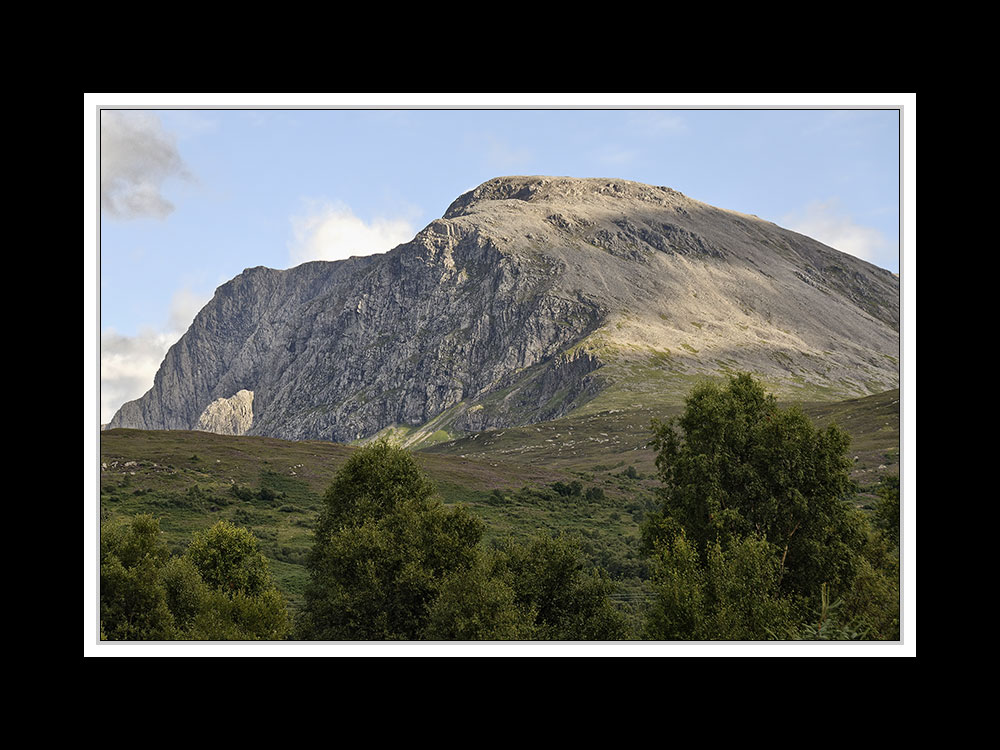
[108,176,899,444]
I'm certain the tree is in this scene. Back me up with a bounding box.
[837,474,900,639]
[767,584,871,640]
[645,531,793,640]
[186,588,291,641]
[643,373,866,603]
[298,441,630,641]
[423,558,537,640]
[873,474,901,548]
[488,535,629,640]
[183,520,290,640]
[640,373,902,639]
[100,515,290,641]
[297,441,486,640]
[100,514,178,640]
[185,520,274,598]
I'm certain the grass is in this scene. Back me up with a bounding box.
[98,387,900,611]
[99,428,595,609]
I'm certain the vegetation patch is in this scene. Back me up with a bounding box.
[99,377,900,641]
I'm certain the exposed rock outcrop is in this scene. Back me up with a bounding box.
[195,389,254,435]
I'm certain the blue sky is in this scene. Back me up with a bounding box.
[92,95,909,423]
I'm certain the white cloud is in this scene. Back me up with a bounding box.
[100,287,212,423]
[100,327,176,424]
[289,200,415,266]
[101,111,192,220]
[783,199,895,266]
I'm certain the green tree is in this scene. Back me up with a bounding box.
[641,373,901,639]
[488,535,629,640]
[299,442,637,641]
[645,532,794,640]
[100,515,290,641]
[100,514,178,640]
[298,441,486,640]
[185,520,274,597]
[767,584,870,640]
[183,520,291,640]
[644,373,866,603]
[838,474,900,639]
[423,557,537,640]
[187,588,291,641]
[873,474,900,548]
[160,556,208,631]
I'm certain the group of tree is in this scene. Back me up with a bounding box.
[641,373,900,640]
[100,516,290,640]
[99,372,900,642]
[295,440,628,640]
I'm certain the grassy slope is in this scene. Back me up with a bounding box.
[98,388,900,610]
[422,387,901,489]
[99,428,641,609]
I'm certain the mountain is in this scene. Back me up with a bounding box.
[107,176,899,445]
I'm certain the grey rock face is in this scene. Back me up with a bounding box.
[108,176,900,442]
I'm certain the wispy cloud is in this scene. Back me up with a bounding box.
[100,111,192,220]
[783,199,896,267]
[100,286,212,423]
[288,200,416,266]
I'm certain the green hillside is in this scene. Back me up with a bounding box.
[422,388,901,489]
[98,388,901,614]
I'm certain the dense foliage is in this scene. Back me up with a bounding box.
[100,515,290,640]
[98,375,900,643]
[297,440,629,640]
[641,373,899,640]
[486,535,628,640]
[644,532,794,640]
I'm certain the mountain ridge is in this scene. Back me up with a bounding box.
[108,175,899,444]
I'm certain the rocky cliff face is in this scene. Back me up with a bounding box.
[195,389,254,435]
[108,176,900,443]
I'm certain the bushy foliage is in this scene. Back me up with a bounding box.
[488,535,630,641]
[298,441,629,641]
[182,520,290,640]
[185,520,274,598]
[551,480,584,498]
[642,373,899,640]
[645,532,793,640]
[298,441,485,640]
[645,373,864,598]
[100,515,290,641]
[767,584,870,640]
[423,559,536,640]
[873,475,900,548]
[100,514,177,640]
[186,588,291,641]
[840,474,900,639]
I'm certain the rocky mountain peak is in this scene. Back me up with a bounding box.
[108,176,899,445]
[444,176,687,219]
